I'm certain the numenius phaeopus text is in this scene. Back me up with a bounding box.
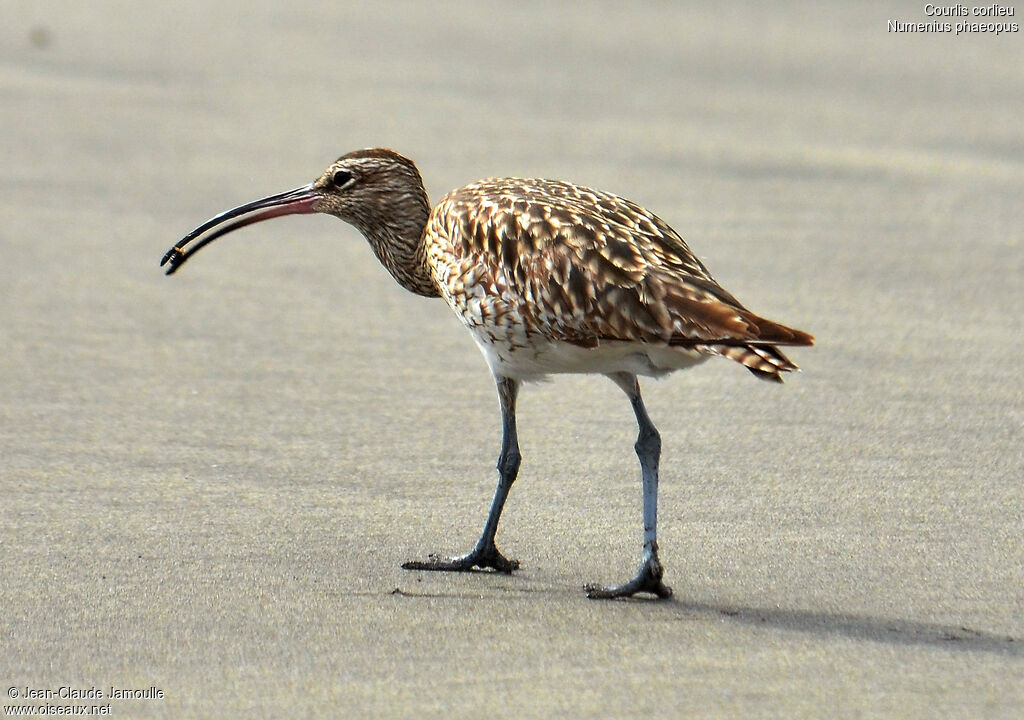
[162,148,813,599]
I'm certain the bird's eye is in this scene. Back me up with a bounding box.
[332,169,354,187]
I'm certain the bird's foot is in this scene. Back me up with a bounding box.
[402,543,519,575]
[584,555,672,600]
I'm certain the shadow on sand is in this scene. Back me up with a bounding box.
[666,599,1022,657]
[389,580,1020,657]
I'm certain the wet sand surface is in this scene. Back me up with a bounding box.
[2,2,1022,717]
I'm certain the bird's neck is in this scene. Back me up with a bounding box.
[358,195,440,298]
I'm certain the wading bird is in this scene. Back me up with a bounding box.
[162,148,812,599]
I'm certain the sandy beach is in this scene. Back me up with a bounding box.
[2,2,1022,717]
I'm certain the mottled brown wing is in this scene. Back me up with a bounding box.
[441,178,811,349]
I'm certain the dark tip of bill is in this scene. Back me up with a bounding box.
[160,247,184,272]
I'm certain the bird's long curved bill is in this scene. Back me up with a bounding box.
[160,184,319,275]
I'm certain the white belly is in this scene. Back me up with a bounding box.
[471,331,708,381]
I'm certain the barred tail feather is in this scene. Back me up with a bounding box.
[696,343,800,383]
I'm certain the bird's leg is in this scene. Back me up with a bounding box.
[585,373,673,600]
[402,375,521,574]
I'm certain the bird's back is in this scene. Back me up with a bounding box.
[424,178,812,381]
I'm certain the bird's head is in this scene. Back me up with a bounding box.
[160,148,429,275]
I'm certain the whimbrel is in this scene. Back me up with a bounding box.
[161,148,813,599]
